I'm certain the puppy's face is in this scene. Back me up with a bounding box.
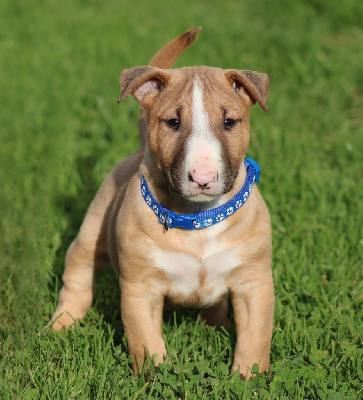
[119,66,269,201]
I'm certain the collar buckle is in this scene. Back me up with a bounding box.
[172,213,195,230]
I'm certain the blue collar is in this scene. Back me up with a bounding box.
[141,158,260,231]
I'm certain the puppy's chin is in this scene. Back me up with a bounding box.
[166,179,220,205]
[168,180,221,201]
[185,193,220,203]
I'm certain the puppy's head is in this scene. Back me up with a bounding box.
[119,66,269,202]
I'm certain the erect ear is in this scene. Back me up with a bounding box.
[225,69,270,112]
[118,66,171,105]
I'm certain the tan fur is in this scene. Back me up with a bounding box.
[138,27,201,148]
[46,28,274,380]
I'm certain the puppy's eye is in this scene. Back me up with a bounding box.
[165,119,180,130]
[224,118,236,130]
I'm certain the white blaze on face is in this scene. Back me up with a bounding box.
[184,79,223,197]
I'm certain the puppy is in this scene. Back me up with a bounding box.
[47,28,274,380]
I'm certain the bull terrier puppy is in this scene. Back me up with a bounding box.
[46,27,274,379]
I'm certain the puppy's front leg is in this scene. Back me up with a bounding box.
[231,271,274,379]
[120,280,167,374]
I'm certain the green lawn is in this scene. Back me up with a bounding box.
[0,0,362,398]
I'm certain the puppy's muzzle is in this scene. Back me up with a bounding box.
[188,170,219,189]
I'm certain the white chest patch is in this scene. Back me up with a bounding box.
[152,243,242,306]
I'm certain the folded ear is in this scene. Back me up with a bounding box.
[118,66,171,105]
[225,69,270,112]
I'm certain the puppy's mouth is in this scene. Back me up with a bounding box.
[164,169,238,201]
[187,171,218,193]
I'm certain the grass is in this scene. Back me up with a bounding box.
[0,0,362,398]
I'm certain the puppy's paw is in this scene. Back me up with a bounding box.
[41,311,78,333]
